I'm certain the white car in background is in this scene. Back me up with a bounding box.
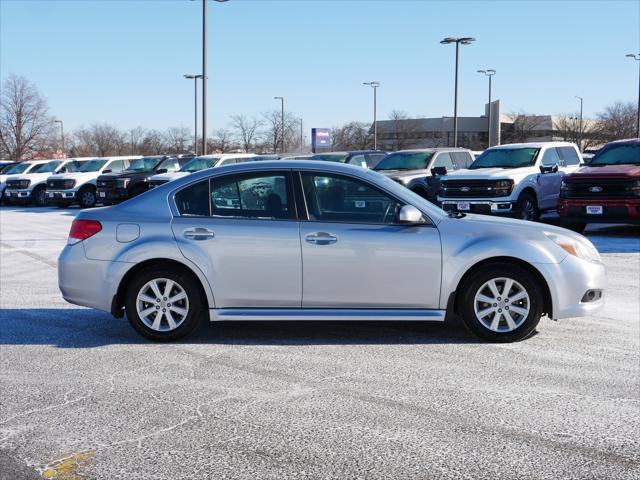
[4,158,93,206]
[148,153,257,188]
[0,161,43,204]
[46,156,141,208]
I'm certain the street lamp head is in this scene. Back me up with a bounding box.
[477,69,496,76]
[440,37,457,44]
[459,37,476,44]
[441,37,475,45]
[575,95,583,101]
[363,81,380,88]
[274,96,283,100]
[626,53,640,60]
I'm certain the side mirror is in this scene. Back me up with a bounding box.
[102,169,112,174]
[431,166,448,176]
[398,205,426,225]
[539,164,558,174]
[156,168,168,174]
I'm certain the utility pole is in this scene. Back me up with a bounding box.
[626,53,640,138]
[54,119,65,156]
[274,96,284,153]
[441,37,475,147]
[575,96,583,151]
[363,82,380,149]
[477,70,496,148]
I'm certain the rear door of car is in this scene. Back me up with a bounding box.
[537,147,564,209]
[171,169,302,308]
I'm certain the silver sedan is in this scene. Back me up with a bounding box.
[58,160,607,342]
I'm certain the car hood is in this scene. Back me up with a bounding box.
[442,167,538,182]
[48,171,102,181]
[6,172,50,183]
[98,171,154,181]
[565,164,640,180]
[150,171,190,182]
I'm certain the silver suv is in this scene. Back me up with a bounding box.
[58,161,605,343]
[373,148,474,202]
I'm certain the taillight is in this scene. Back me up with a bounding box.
[68,219,102,244]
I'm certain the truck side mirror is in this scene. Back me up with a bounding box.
[431,166,447,176]
[539,164,558,174]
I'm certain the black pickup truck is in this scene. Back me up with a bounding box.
[96,155,193,204]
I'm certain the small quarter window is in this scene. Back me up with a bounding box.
[175,181,210,216]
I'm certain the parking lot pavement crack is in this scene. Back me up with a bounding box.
[0,390,89,427]
[0,242,57,269]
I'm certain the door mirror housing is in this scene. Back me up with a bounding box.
[398,205,426,225]
[156,168,168,174]
[539,164,558,174]
[102,169,112,174]
[431,166,448,176]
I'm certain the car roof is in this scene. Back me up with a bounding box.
[603,138,640,147]
[488,142,577,149]
[390,148,470,153]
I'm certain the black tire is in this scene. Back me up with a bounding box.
[515,192,540,221]
[459,262,544,342]
[31,185,47,207]
[124,266,205,342]
[78,186,97,208]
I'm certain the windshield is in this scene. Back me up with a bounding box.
[30,161,61,173]
[63,160,87,173]
[469,148,539,169]
[77,160,107,172]
[310,153,348,163]
[374,152,434,171]
[180,156,216,172]
[126,157,163,172]
[3,162,31,174]
[157,157,181,171]
[590,143,640,166]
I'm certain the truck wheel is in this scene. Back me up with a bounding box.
[516,192,539,221]
[30,185,47,207]
[459,262,544,342]
[125,267,205,341]
[78,186,97,208]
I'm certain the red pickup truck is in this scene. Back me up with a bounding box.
[558,138,640,232]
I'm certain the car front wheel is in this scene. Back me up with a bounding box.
[125,267,204,341]
[516,192,539,221]
[32,185,47,207]
[78,186,97,208]
[459,263,544,342]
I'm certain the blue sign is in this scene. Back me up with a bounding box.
[311,128,332,151]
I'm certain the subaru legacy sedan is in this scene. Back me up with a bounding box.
[58,161,606,343]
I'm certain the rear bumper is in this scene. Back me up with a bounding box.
[558,198,640,224]
[535,255,607,320]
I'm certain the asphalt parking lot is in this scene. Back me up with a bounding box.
[0,206,638,480]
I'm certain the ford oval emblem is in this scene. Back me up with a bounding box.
[460,186,470,192]
[589,186,603,193]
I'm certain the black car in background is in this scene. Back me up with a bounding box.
[309,150,387,169]
[96,155,194,204]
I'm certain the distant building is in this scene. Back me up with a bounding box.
[373,100,598,151]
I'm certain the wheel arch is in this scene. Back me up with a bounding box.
[447,256,553,318]
[111,258,212,318]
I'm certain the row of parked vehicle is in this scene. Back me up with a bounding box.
[1,139,638,231]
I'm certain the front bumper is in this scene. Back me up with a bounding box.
[4,188,33,201]
[440,198,514,215]
[96,187,128,202]
[47,189,77,201]
[535,254,607,320]
[558,198,640,224]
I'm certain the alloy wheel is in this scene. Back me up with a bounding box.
[81,190,96,207]
[136,278,190,332]
[473,277,530,333]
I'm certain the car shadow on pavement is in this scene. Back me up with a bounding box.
[540,217,639,254]
[0,205,79,216]
[0,308,481,348]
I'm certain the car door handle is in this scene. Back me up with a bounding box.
[184,227,215,240]
[305,232,338,245]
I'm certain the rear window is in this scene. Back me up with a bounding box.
[558,147,580,166]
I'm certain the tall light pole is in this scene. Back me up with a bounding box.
[575,95,584,151]
[363,81,380,149]
[184,74,203,155]
[201,0,229,155]
[54,119,65,155]
[626,53,640,138]
[441,37,475,148]
[477,69,496,148]
[274,96,284,153]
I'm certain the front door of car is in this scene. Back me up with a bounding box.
[537,147,564,209]
[171,171,302,308]
[297,172,442,308]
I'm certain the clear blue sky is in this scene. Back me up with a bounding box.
[1,0,638,134]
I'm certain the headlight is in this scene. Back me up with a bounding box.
[116,178,130,188]
[492,179,513,196]
[63,179,76,189]
[560,180,568,198]
[18,179,31,189]
[544,231,601,263]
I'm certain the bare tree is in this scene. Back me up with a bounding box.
[230,115,262,152]
[594,101,638,142]
[502,112,548,143]
[332,122,373,150]
[139,129,167,155]
[383,110,421,150]
[0,74,55,160]
[261,110,300,153]
[209,128,234,153]
[164,126,191,154]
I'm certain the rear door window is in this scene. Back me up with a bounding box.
[431,153,455,170]
[452,151,473,169]
[175,181,210,216]
[558,146,580,166]
[541,148,561,166]
[108,160,126,172]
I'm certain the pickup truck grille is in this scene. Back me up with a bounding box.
[97,179,115,188]
[6,179,30,189]
[440,180,499,198]
[562,179,638,198]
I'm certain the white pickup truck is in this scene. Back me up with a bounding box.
[438,142,582,220]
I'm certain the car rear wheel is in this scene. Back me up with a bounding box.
[32,185,47,207]
[78,186,97,208]
[516,192,539,221]
[125,267,204,341]
[459,263,544,342]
